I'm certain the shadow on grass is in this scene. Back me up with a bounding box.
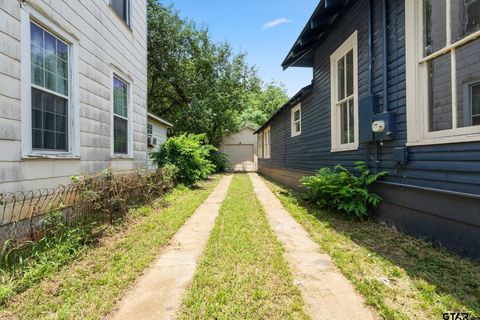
[265,177,480,314]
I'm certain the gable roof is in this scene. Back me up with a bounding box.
[147,112,173,127]
[254,84,313,134]
[282,0,354,70]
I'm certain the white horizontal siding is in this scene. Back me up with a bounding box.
[0,0,148,193]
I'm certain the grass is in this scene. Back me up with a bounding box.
[0,175,222,320]
[263,177,480,320]
[179,174,308,320]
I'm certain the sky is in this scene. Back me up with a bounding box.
[166,0,319,96]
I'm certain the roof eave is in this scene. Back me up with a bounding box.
[147,112,173,127]
[282,0,352,70]
[254,84,313,134]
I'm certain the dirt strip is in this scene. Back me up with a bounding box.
[249,173,377,320]
[109,175,233,320]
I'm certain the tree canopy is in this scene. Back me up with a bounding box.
[147,0,288,145]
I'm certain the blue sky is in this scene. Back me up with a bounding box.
[166,0,318,96]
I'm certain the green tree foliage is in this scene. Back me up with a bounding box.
[148,1,253,145]
[150,134,216,185]
[147,1,288,145]
[300,162,387,219]
[238,82,289,128]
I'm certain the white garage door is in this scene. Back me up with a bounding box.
[223,144,255,172]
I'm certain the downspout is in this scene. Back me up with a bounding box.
[382,0,389,113]
[368,0,374,96]
[366,0,378,169]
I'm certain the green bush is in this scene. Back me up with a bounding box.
[208,150,231,172]
[300,162,387,219]
[150,134,216,185]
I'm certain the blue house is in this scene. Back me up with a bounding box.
[255,0,480,258]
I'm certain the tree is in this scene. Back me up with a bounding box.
[238,82,289,128]
[147,1,259,146]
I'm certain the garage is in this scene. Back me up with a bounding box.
[220,127,258,172]
[223,144,255,171]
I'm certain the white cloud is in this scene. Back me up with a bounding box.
[262,18,292,30]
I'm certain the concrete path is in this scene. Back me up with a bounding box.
[109,175,233,320]
[249,173,377,320]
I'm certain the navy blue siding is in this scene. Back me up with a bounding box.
[260,0,480,196]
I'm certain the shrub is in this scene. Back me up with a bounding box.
[208,150,231,172]
[150,134,216,185]
[300,162,387,219]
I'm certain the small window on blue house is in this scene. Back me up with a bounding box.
[30,22,69,151]
[113,76,129,154]
[291,104,301,137]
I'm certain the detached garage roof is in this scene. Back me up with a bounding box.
[254,84,313,134]
[282,0,354,70]
[147,112,173,127]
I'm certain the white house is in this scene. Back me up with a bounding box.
[147,112,172,170]
[0,0,148,193]
[220,127,258,172]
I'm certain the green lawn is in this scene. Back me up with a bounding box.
[0,176,222,320]
[263,177,480,320]
[179,174,308,320]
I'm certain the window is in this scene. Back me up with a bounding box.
[147,123,153,138]
[30,22,69,152]
[330,31,358,152]
[291,104,302,137]
[464,82,480,126]
[110,0,130,25]
[113,76,129,155]
[257,132,264,159]
[406,1,480,145]
[264,126,271,159]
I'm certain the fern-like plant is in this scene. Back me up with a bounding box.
[300,162,387,219]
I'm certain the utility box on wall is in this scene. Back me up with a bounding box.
[359,94,380,143]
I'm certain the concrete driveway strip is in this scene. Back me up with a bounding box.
[109,175,233,320]
[249,173,377,320]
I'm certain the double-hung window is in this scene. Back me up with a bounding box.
[30,22,69,152]
[330,31,358,151]
[406,0,480,145]
[113,76,129,155]
[291,104,302,137]
[264,126,271,159]
[110,0,130,26]
[257,132,264,159]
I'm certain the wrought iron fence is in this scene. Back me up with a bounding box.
[0,170,168,244]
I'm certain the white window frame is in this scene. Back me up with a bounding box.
[405,1,480,146]
[110,0,131,27]
[264,126,271,159]
[257,132,264,159]
[110,67,134,158]
[20,5,80,158]
[291,104,302,137]
[330,31,359,152]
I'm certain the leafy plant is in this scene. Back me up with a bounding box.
[150,134,216,186]
[300,162,387,218]
[208,150,231,172]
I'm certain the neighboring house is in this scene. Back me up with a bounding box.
[255,0,480,258]
[146,112,172,170]
[0,0,148,193]
[220,127,257,172]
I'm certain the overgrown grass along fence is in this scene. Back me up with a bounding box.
[0,168,176,272]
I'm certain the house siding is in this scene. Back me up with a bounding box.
[0,0,148,193]
[147,120,168,171]
[258,0,480,258]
